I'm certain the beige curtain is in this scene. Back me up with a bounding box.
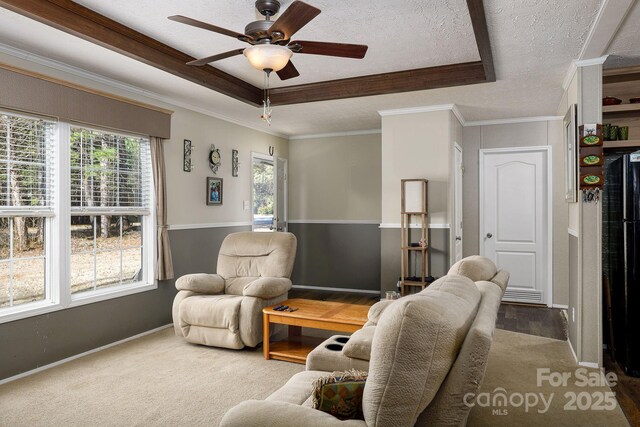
[150,136,174,280]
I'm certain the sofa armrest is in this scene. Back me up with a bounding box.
[243,277,292,299]
[175,273,225,294]
[365,300,395,326]
[220,400,367,427]
[343,326,375,361]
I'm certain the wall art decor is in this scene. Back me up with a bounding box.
[183,139,192,172]
[206,177,223,205]
[209,144,221,174]
[232,149,239,177]
[578,124,604,203]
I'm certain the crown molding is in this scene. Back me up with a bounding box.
[378,103,467,125]
[289,129,381,141]
[575,55,609,67]
[0,42,288,139]
[465,116,563,127]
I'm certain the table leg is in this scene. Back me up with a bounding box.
[263,312,270,360]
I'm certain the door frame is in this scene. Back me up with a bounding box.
[250,152,288,232]
[479,146,553,307]
[452,142,463,263]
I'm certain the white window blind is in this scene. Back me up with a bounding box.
[70,127,151,215]
[0,113,55,216]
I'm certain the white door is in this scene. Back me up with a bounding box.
[480,147,551,306]
[454,144,463,262]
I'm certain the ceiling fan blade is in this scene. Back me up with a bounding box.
[168,15,250,41]
[276,60,300,80]
[290,41,368,59]
[269,1,321,40]
[186,49,245,66]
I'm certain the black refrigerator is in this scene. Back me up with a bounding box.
[604,152,640,377]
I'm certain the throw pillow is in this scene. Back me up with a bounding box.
[312,369,368,420]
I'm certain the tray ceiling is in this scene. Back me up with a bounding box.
[0,0,604,136]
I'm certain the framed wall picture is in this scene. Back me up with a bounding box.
[206,177,223,205]
[563,104,578,202]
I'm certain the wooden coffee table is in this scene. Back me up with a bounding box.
[263,298,370,364]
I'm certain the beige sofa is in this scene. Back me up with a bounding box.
[306,255,509,373]
[172,231,296,349]
[220,256,508,426]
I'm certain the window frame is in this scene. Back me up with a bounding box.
[0,115,156,325]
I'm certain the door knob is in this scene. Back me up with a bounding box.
[455,236,462,241]
[486,233,493,238]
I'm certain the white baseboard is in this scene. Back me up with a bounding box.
[579,361,600,368]
[0,324,173,386]
[292,285,379,295]
[552,304,569,309]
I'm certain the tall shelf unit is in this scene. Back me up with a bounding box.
[400,179,429,296]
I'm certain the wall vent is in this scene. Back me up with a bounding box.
[503,289,544,304]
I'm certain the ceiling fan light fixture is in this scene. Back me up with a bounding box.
[244,44,292,72]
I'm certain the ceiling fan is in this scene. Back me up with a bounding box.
[168,0,368,81]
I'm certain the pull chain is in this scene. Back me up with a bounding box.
[261,70,273,126]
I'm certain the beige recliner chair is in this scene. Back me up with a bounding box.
[172,231,297,349]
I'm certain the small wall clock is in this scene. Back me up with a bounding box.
[209,144,221,174]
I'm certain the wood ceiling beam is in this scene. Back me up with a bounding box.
[269,62,487,106]
[466,0,495,82]
[0,0,495,106]
[0,0,263,105]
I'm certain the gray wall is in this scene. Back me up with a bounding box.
[0,226,246,381]
[569,234,579,350]
[289,223,380,291]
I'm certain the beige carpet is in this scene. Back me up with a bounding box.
[0,328,630,426]
[469,330,629,426]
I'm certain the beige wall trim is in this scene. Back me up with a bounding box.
[465,116,563,127]
[289,129,381,140]
[169,222,252,230]
[568,228,579,237]
[379,223,450,229]
[288,219,380,224]
[553,304,569,309]
[0,324,173,386]
[562,55,609,91]
[0,42,287,139]
[378,104,465,126]
[292,285,380,295]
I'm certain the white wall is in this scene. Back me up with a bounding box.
[381,110,453,226]
[165,108,287,226]
[462,119,568,306]
[288,133,381,222]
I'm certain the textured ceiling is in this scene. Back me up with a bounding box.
[0,0,604,136]
[605,0,640,68]
[72,0,480,88]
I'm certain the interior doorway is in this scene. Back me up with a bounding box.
[479,146,552,306]
[251,152,288,232]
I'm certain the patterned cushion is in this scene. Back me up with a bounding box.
[312,370,368,420]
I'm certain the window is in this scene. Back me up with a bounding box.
[0,110,155,323]
[0,113,54,310]
[69,127,151,295]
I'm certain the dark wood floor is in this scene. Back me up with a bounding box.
[604,352,640,426]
